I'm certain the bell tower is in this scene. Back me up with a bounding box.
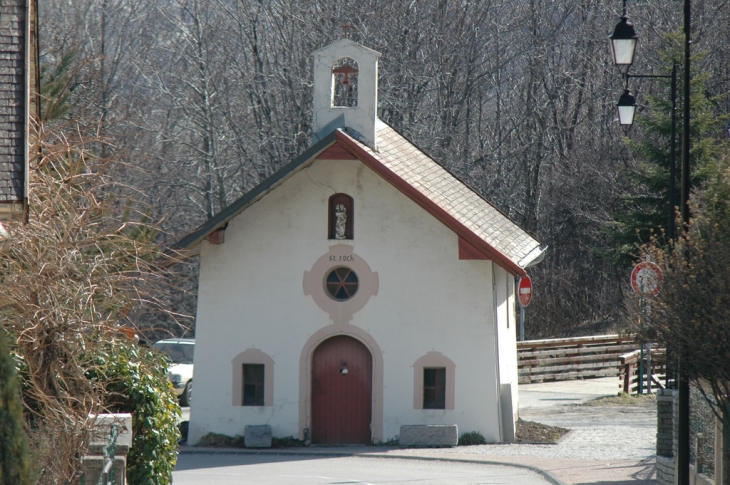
[312,39,381,150]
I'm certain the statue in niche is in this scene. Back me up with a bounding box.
[335,203,347,239]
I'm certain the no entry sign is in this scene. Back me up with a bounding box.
[630,261,663,296]
[517,276,533,307]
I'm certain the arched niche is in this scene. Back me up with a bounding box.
[412,351,456,410]
[332,57,359,108]
[231,348,275,406]
[328,193,354,240]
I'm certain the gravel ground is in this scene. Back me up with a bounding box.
[432,378,657,461]
[386,377,659,484]
[430,402,656,461]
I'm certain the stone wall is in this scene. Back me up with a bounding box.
[656,455,675,485]
[656,389,677,485]
[658,389,677,458]
[656,388,729,485]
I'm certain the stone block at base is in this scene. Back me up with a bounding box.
[245,425,272,448]
[399,425,458,447]
[81,456,127,485]
[655,455,674,485]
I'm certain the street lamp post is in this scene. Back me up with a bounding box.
[609,0,691,482]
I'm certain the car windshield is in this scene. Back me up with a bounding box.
[154,343,194,364]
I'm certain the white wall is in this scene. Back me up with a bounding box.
[493,263,520,436]
[188,157,505,444]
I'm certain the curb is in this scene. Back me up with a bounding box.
[179,446,565,485]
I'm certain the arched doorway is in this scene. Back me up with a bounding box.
[311,336,372,444]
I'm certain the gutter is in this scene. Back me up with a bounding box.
[519,245,548,269]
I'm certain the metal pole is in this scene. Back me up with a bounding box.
[639,344,644,394]
[669,62,678,242]
[677,0,692,482]
[646,342,652,394]
[639,295,645,395]
[519,306,525,342]
[646,296,652,394]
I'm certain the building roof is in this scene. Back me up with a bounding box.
[0,0,37,222]
[174,122,543,276]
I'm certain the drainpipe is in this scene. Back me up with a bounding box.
[492,262,504,441]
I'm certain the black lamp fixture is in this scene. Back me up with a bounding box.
[609,0,638,71]
[608,0,693,481]
[616,89,638,127]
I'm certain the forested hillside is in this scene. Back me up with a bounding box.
[38,0,730,339]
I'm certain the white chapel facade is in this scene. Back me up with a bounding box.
[177,39,546,445]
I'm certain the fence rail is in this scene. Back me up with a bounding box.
[517,334,665,394]
[618,348,666,394]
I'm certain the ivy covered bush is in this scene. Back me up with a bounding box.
[88,343,181,485]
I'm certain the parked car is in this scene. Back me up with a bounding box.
[153,338,194,406]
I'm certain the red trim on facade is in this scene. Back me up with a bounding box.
[317,143,358,160]
[208,228,225,245]
[334,131,526,277]
[458,236,489,260]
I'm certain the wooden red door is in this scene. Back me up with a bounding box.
[311,336,372,444]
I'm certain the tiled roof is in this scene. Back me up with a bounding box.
[339,123,541,268]
[176,122,543,274]
[0,0,26,203]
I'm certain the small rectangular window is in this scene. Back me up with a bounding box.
[423,367,446,409]
[243,364,265,406]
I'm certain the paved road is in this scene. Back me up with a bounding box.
[519,375,620,409]
[175,377,658,484]
[174,453,554,485]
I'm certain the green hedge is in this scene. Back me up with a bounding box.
[88,344,180,485]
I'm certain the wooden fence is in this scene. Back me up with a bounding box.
[517,334,665,394]
[618,348,666,394]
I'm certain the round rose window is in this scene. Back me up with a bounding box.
[325,267,359,301]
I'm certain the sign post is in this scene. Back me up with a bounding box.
[630,260,663,394]
[517,276,533,342]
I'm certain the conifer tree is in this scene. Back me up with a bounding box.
[608,34,728,266]
[0,334,32,485]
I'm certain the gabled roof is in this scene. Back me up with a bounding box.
[174,122,543,276]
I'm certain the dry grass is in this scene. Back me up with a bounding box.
[582,392,657,407]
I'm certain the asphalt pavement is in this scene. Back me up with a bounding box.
[174,453,557,484]
[175,377,658,485]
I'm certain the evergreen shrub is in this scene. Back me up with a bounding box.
[458,431,487,446]
[0,334,32,485]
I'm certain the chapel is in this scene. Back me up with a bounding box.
[177,38,545,445]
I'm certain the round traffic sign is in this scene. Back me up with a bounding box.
[630,261,663,296]
[517,276,533,307]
